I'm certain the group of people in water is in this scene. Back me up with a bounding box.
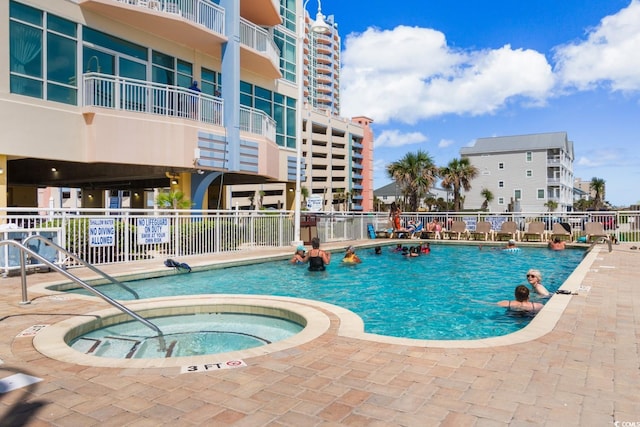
[291,239,558,315]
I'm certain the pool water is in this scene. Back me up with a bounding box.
[69,313,303,358]
[70,244,585,340]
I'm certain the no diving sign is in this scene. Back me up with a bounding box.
[181,359,247,374]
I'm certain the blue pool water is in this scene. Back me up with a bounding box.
[70,244,585,340]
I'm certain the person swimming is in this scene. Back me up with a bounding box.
[343,246,362,264]
[497,285,543,314]
[289,245,306,264]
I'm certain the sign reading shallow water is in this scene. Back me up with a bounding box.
[89,218,115,247]
[137,217,169,245]
[181,359,247,374]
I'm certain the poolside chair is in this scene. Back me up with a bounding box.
[469,221,493,241]
[494,221,519,241]
[443,221,468,240]
[584,222,610,243]
[408,221,424,239]
[522,221,547,242]
[550,222,572,242]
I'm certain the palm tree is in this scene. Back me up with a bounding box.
[156,190,192,209]
[386,150,439,212]
[544,200,558,212]
[590,177,606,210]
[480,188,494,211]
[440,158,479,211]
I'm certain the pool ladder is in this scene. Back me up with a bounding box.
[0,235,166,350]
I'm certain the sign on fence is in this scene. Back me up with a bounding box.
[89,218,115,247]
[137,217,169,245]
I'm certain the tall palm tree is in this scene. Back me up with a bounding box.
[480,188,494,211]
[589,177,606,210]
[386,150,439,212]
[440,158,479,211]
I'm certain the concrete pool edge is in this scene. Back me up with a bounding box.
[32,295,332,369]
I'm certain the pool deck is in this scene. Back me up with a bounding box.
[1,240,638,426]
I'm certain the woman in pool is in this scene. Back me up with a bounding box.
[497,285,543,313]
[305,237,331,271]
[526,269,550,297]
[343,246,362,264]
[289,245,306,264]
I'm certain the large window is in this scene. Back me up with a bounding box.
[9,1,77,105]
[240,80,296,147]
[273,28,296,83]
[201,67,221,96]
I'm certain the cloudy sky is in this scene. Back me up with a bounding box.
[314,0,640,206]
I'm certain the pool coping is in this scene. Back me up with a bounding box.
[28,241,601,368]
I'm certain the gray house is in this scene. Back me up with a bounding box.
[460,132,575,212]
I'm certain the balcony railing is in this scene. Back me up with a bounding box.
[83,73,223,125]
[239,17,280,69]
[239,106,276,141]
[113,0,225,36]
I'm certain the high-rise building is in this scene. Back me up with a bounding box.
[0,0,373,211]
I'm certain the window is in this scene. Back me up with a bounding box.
[526,151,532,162]
[526,170,532,177]
[10,1,78,105]
[273,28,296,83]
[498,197,504,205]
[537,189,545,199]
[498,181,504,188]
[514,189,521,200]
[498,162,504,169]
[240,81,296,147]
[201,67,221,96]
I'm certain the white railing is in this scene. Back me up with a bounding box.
[83,73,223,125]
[114,0,225,36]
[239,106,276,140]
[239,17,280,69]
[2,208,638,269]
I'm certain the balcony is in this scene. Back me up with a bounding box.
[83,72,223,125]
[240,0,280,26]
[239,18,281,79]
[239,106,276,141]
[80,0,226,56]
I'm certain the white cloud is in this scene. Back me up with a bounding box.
[341,26,554,123]
[374,129,428,148]
[554,0,640,92]
[438,139,454,148]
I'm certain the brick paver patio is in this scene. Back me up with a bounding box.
[0,241,638,426]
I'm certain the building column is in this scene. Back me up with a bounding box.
[0,156,6,209]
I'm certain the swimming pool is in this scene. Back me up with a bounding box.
[68,244,585,340]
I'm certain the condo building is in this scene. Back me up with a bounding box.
[1,0,373,212]
[460,132,575,212]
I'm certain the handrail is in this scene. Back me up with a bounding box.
[0,239,165,350]
[22,235,140,300]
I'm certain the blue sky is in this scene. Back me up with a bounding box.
[313,0,640,207]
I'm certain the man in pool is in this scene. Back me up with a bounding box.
[305,237,331,271]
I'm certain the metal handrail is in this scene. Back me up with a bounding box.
[23,235,140,299]
[1,239,165,349]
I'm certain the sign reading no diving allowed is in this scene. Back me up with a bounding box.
[89,218,115,247]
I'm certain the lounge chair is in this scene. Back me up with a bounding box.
[494,221,519,241]
[443,221,468,240]
[584,222,610,243]
[522,221,546,242]
[408,221,424,239]
[468,221,493,241]
[550,222,571,242]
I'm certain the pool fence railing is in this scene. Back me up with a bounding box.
[0,208,638,273]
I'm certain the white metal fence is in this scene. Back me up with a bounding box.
[1,208,638,272]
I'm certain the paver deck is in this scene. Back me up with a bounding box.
[0,241,638,426]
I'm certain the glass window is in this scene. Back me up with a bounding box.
[47,82,76,104]
[83,47,114,74]
[200,67,220,96]
[526,170,532,177]
[514,189,521,200]
[537,189,545,199]
[48,14,76,37]
[10,1,42,26]
[176,59,193,88]
[526,151,532,162]
[84,27,146,60]
[10,21,43,78]
[152,50,174,68]
[498,181,504,188]
[498,162,504,169]
[10,75,42,98]
[47,33,76,84]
